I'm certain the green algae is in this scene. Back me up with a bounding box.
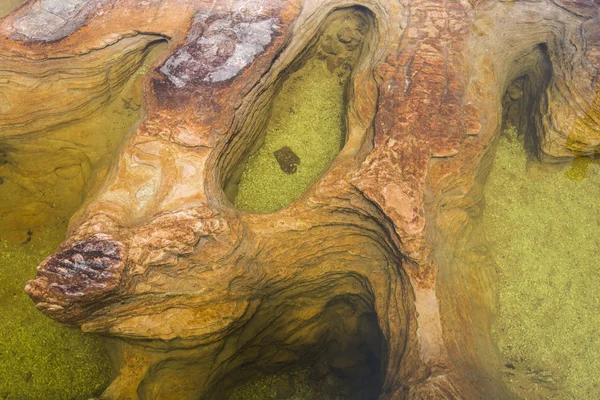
[483,127,600,399]
[228,369,341,400]
[234,10,367,213]
[233,58,346,213]
[0,41,166,399]
[563,156,595,182]
[0,226,112,400]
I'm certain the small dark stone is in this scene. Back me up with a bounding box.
[505,363,516,370]
[274,146,301,174]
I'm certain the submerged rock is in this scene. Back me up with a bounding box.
[273,146,300,174]
[1,0,599,399]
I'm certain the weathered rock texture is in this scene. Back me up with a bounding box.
[0,35,164,244]
[0,0,598,398]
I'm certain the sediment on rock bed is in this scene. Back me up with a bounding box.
[222,7,373,212]
[482,70,600,399]
[1,0,599,399]
[485,124,600,400]
[0,35,167,400]
[0,40,168,243]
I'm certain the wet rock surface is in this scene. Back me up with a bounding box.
[0,0,599,399]
[25,234,124,324]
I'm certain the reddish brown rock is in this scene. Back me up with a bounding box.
[25,234,125,324]
[0,0,598,399]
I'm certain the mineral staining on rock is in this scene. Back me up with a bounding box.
[484,127,600,399]
[160,12,279,87]
[11,0,107,42]
[2,0,599,398]
[234,10,367,213]
[26,234,125,324]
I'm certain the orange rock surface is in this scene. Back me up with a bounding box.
[0,0,598,398]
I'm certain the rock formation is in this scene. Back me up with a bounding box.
[0,0,598,398]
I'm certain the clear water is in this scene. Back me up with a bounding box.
[233,9,367,213]
[1,4,599,400]
[0,229,111,399]
[229,369,344,400]
[0,42,164,399]
[484,126,600,399]
[0,0,26,19]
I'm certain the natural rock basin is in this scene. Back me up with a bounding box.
[0,36,167,398]
[0,0,599,399]
[484,127,600,400]
[230,8,368,212]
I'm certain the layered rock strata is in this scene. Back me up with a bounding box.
[0,0,598,398]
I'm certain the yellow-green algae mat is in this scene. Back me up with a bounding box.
[0,229,111,400]
[234,58,348,213]
[229,369,343,400]
[234,10,366,213]
[484,127,600,399]
[0,42,165,400]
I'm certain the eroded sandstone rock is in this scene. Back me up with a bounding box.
[0,0,598,399]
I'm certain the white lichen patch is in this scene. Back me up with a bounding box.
[159,12,279,88]
[205,18,278,83]
[42,0,90,18]
[135,184,156,203]
[12,0,104,42]
[159,49,193,88]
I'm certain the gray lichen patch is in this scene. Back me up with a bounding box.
[42,0,91,18]
[159,12,279,88]
[12,0,106,42]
